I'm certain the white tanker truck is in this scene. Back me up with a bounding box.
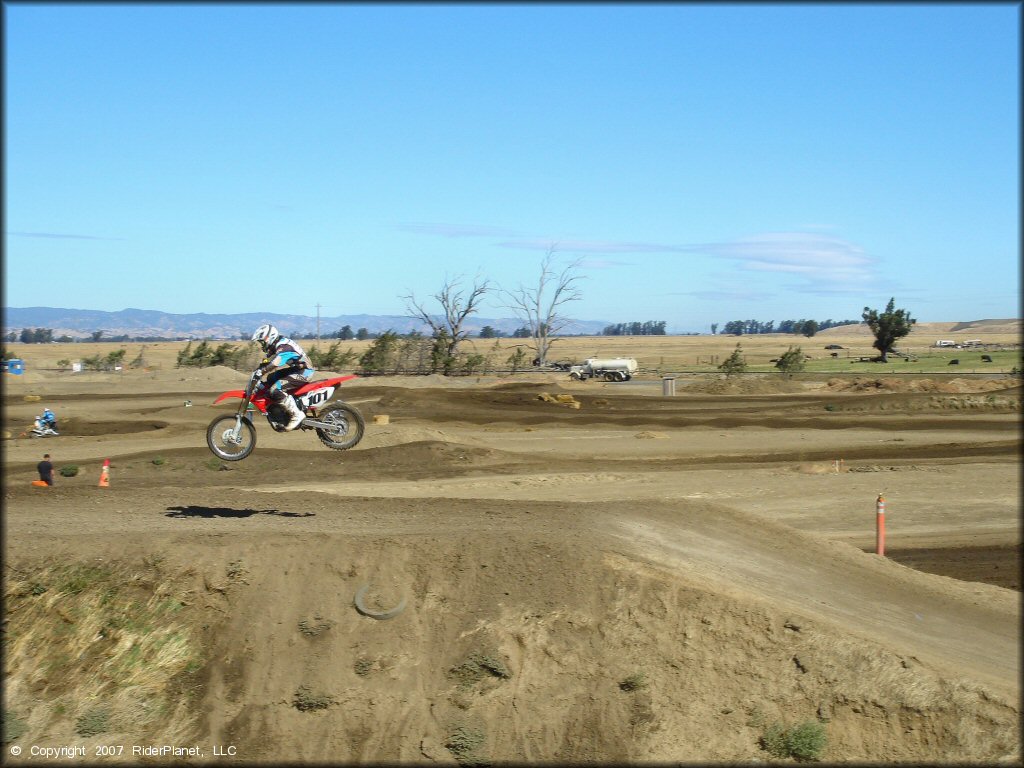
[568,357,638,382]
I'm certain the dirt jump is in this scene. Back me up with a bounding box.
[3,367,1020,763]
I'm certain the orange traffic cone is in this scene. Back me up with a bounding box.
[98,458,110,488]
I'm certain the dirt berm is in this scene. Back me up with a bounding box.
[2,370,1020,763]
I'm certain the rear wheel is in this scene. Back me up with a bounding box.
[316,403,365,450]
[206,415,257,461]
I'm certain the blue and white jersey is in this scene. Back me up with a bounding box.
[268,337,314,377]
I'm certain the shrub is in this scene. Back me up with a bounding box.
[449,651,511,688]
[718,343,747,377]
[307,342,357,371]
[506,347,528,373]
[176,340,255,371]
[151,457,165,466]
[59,465,79,477]
[293,686,334,712]
[760,720,827,761]
[445,724,486,764]
[786,720,828,760]
[75,707,110,737]
[464,353,487,374]
[775,345,806,374]
[358,331,400,374]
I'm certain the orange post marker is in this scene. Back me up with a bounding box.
[876,493,885,556]
[98,458,110,488]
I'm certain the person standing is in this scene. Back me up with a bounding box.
[37,453,54,485]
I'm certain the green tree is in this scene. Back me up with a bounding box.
[460,353,487,374]
[801,319,819,337]
[506,347,528,373]
[176,341,193,367]
[396,331,430,373]
[355,327,370,341]
[337,325,354,340]
[718,343,747,377]
[308,341,357,371]
[862,298,915,362]
[479,325,498,338]
[430,328,454,374]
[104,349,127,369]
[358,331,399,373]
[775,345,806,374]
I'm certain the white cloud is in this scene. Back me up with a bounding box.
[7,230,124,241]
[496,238,683,254]
[691,232,876,291]
[679,288,777,302]
[394,223,520,238]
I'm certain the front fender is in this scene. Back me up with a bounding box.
[213,390,246,405]
[212,391,268,413]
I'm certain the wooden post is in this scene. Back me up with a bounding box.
[876,494,885,556]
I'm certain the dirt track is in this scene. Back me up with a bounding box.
[3,368,1021,763]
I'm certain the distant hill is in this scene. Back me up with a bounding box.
[3,306,611,340]
[817,319,1022,336]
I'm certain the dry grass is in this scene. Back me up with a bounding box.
[3,558,203,745]
[4,320,1019,374]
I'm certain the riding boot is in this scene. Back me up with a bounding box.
[281,396,306,431]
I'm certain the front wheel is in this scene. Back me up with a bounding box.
[207,415,257,461]
[316,403,365,451]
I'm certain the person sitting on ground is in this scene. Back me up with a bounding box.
[37,453,54,485]
[250,324,314,431]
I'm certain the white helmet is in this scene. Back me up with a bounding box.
[251,324,281,354]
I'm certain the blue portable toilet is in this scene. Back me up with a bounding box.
[3,359,25,375]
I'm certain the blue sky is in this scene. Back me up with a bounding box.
[4,2,1019,332]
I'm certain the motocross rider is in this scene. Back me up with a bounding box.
[251,324,313,431]
[38,408,57,431]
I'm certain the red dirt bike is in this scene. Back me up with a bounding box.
[206,371,365,461]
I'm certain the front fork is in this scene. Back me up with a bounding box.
[227,386,256,443]
[226,413,247,444]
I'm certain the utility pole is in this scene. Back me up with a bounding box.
[316,303,321,343]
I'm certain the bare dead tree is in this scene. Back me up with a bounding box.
[502,247,584,367]
[402,275,491,374]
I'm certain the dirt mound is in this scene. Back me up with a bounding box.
[826,376,1021,394]
[7,529,1016,763]
[682,377,816,395]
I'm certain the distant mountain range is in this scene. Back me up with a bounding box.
[3,306,612,340]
